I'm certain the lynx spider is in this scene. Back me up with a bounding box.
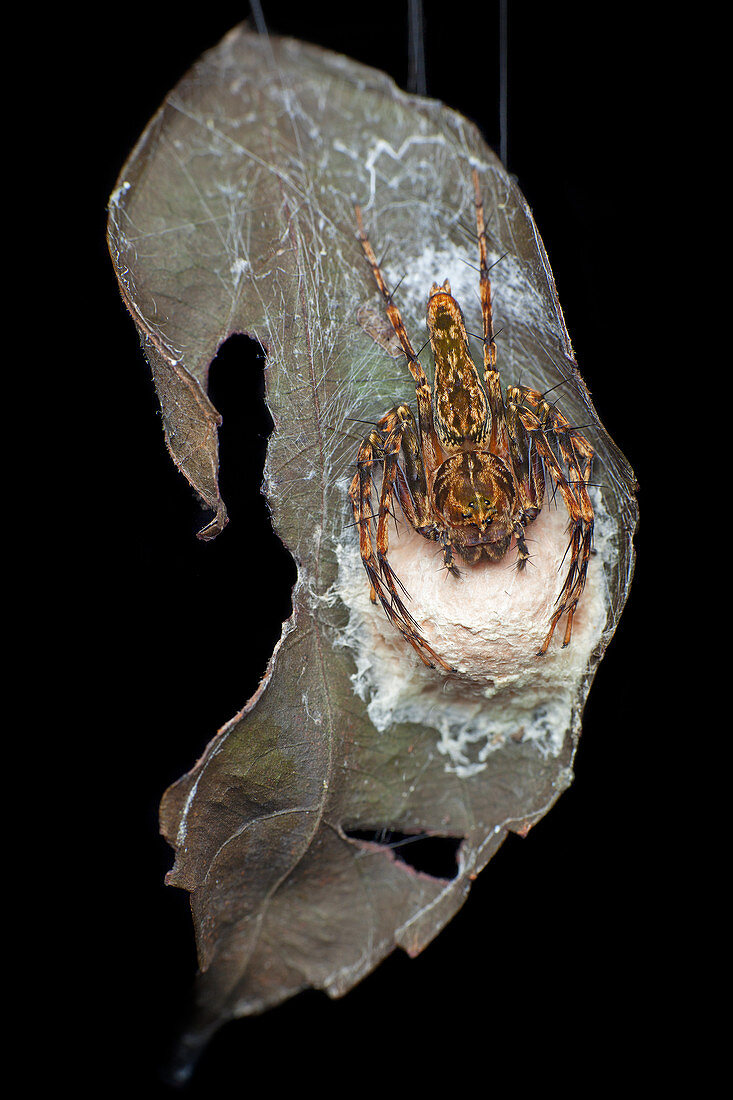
[348,169,594,673]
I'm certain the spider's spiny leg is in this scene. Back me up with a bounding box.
[535,399,595,555]
[515,404,594,653]
[349,428,386,606]
[374,423,454,672]
[505,387,546,520]
[472,168,496,367]
[438,528,461,578]
[513,523,531,569]
[355,208,429,388]
[375,429,414,614]
[355,206,440,469]
[511,385,595,489]
[537,406,594,647]
[541,527,591,651]
[472,168,507,453]
[350,421,453,673]
[391,404,433,524]
[376,560,454,672]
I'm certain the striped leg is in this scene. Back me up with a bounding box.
[473,168,507,454]
[512,392,595,653]
[355,207,441,472]
[348,414,453,672]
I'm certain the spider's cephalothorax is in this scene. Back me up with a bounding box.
[349,170,594,672]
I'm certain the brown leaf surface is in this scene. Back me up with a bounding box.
[107,24,638,1073]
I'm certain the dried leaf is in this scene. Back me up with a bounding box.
[107,25,637,1074]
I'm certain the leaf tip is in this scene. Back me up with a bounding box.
[196,502,229,541]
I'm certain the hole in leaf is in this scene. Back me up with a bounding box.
[206,333,298,698]
[207,332,275,515]
[345,829,462,881]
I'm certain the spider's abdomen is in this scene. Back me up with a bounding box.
[427,284,490,451]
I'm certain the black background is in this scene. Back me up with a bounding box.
[78,1,681,1093]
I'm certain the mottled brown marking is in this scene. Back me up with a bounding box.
[427,290,490,450]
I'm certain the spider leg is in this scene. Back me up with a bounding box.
[377,403,433,530]
[510,384,594,486]
[512,390,595,653]
[505,387,546,570]
[348,416,454,672]
[472,168,508,454]
[355,207,441,471]
[512,525,532,569]
[437,529,461,578]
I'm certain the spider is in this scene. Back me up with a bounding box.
[348,169,594,673]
